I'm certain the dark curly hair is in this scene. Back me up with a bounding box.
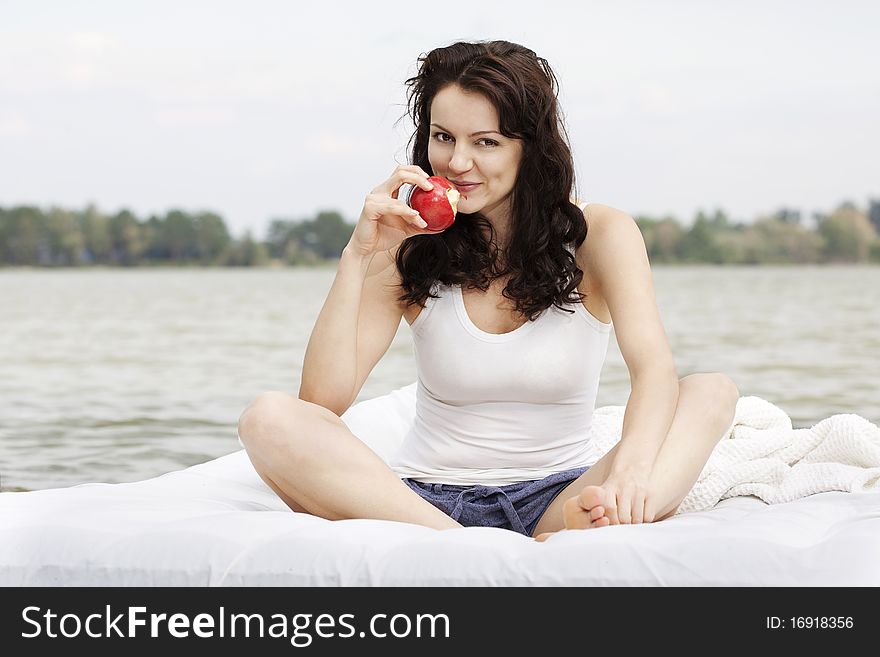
[394,39,588,321]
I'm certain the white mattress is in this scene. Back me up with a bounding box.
[2,383,878,586]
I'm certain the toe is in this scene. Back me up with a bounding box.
[562,495,593,530]
[563,487,612,531]
[577,485,606,511]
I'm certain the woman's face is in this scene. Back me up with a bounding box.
[427,84,523,223]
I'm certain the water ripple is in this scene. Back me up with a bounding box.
[1,266,877,491]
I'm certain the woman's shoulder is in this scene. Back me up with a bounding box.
[574,201,642,279]
[570,199,630,234]
[574,201,631,230]
[572,201,630,251]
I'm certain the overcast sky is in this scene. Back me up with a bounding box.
[2,0,878,237]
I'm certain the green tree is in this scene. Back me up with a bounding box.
[193,212,231,263]
[143,215,166,260]
[772,207,802,224]
[163,210,198,261]
[78,203,112,263]
[868,199,880,235]
[744,217,823,263]
[293,211,352,259]
[266,211,354,262]
[0,206,43,265]
[219,230,269,266]
[678,213,724,263]
[818,205,877,262]
[709,208,733,228]
[635,215,684,263]
[109,209,146,265]
[47,207,85,265]
[266,218,298,259]
[652,218,684,262]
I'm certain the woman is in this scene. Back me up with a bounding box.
[237,40,739,541]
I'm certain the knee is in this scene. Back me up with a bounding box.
[680,372,739,416]
[707,372,739,406]
[237,391,310,451]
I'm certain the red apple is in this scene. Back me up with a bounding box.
[407,176,461,232]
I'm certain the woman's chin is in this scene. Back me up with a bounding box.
[457,197,481,212]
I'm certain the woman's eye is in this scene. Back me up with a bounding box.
[433,133,497,147]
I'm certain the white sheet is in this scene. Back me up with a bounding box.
[2,383,879,586]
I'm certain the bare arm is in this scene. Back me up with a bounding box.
[299,247,381,414]
[585,204,679,472]
[298,164,435,415]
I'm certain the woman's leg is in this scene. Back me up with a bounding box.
[237,391,463,530]
[531,372,739,537]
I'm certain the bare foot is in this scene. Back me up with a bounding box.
[534,485,611,542]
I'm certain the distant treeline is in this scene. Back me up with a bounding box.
[1,200,879,267]
[638,201,880,264]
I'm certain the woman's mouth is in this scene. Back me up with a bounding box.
[452,182,481,194]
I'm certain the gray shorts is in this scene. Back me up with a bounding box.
[402,466,589,537]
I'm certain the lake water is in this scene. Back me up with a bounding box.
[1,266,878,492]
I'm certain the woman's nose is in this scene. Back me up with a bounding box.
[448,148,473,173]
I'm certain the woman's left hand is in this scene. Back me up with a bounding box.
[533,464,661,541]
[599,464,657,525]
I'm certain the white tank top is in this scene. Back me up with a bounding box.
[388,201,613,485]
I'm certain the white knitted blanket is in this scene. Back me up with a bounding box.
[589,396,880,515]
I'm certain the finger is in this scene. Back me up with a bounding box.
[386,170,434,198]
[381,202,428,230]
[534,531,556,542]
[414,175,434,191]
[406,208,428,229]
[401,178,434,207]
[408,212,429,230]
[398,164,433,181]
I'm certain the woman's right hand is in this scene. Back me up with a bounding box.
[346,165,435,257]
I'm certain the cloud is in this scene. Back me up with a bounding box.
[67,31,121,53]
[154,108,236,126]
[637,83,678,115]
[0,113,32,138]
[61,32,123,88]
[303,132,377,156]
